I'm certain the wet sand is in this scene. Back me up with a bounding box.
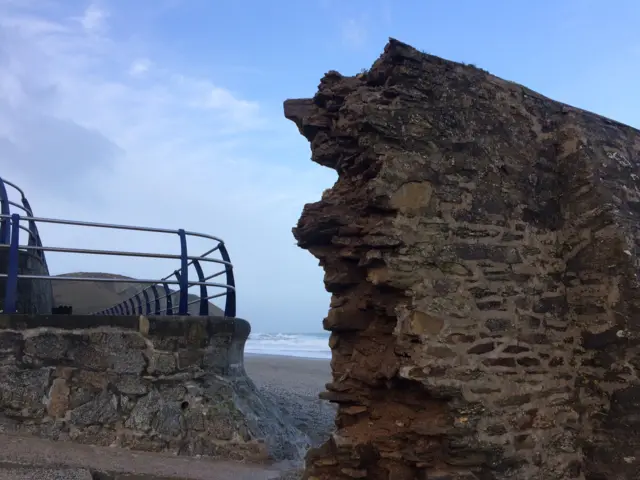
[244,354,335,446]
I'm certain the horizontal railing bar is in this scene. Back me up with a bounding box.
[186,291,226,306]
[122,244,226,299]
[204,270,226,281]
[122,257,232,311]
[181,230,224,244]
[199,245,221,258]
[0,214,228,246]
[0,274,236,291]
[18,225,37,236]
[0,244,232,265]
[95,293,229,314]
[0,214,183,237]
[140,288,215,303]
[4,244,180,259]
[0,214,178,234]
[8,201,30,213]
[171,280,232,288]
[0,274,179,285]
[154,247,219,284]
[204,292,227,300]
[95,296,229,313]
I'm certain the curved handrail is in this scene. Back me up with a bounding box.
[0,177,46,260]
[0,178,10,244]
[94,240,236,317]
[0,177,51,303]
[0,212,236,317]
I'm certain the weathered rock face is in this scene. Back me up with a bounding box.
[0,314,309,463]
[284,38,640,480]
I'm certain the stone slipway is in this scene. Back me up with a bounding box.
[0,433,284,480]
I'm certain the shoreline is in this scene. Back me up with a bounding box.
[243,352,335,449]
[244,352,330,361]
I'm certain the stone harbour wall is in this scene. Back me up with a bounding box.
[0,314,309,462]
[285,39,640,479]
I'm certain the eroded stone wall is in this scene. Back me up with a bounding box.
[285,39,640,479]
[0,314,309,463]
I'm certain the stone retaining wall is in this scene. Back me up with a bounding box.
[0,314,308,463]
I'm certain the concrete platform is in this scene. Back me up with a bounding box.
[0,433,286,480]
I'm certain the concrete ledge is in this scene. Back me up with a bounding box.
[0,433,281,479]
[0,315,249,340]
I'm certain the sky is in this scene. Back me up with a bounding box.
[1,0,639,333]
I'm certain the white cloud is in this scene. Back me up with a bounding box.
[128,58,151,77]
[76,3,108,33]
[342,18,367,49]
[0,0,334,331]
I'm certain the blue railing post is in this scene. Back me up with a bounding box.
[142,289,151,314]
[20,197,36,246]
[162,282,173,315]
[0,179,10,244]
[123,301,130,315]
[177,229,188,315]
[134,293,143,314]
[4,214,21,313]
[151,285,161,314]
[128,298,136,315]
[192,259,209,316]
[218,243,236,318]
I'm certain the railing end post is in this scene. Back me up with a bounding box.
[218,243,236,318]
[177,229,189,315]
[3,214,21,314]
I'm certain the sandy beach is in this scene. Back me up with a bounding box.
[244,354,335,447]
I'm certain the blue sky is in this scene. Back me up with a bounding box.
[1,0,639,332]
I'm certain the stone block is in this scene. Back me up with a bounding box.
[0,366,51,416]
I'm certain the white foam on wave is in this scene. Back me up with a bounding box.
[245,332,331,359]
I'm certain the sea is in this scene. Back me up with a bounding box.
[245,332,331,359]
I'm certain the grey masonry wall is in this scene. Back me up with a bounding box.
[0,314,309,462]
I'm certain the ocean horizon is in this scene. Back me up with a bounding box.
[245,332,331,359]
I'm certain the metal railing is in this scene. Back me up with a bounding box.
[0,212,236,317]
[0,177,46,263]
